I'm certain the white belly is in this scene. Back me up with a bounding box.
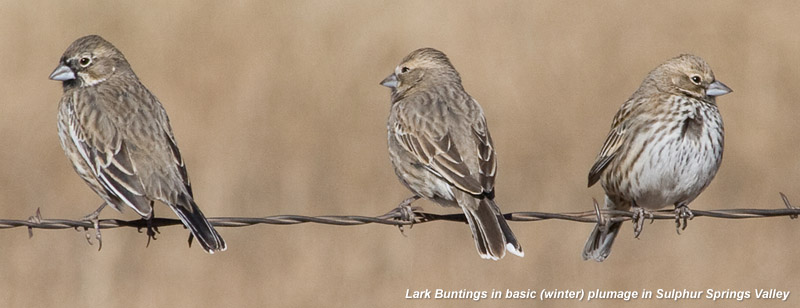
[625,121,722,209]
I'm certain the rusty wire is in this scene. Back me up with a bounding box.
[7,193,798,238]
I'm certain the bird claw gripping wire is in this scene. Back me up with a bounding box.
[138,218,160,248]
[632,206,653,239]
[674,204,694,234]
[79,203,106,251]
[137,204,160,248]
[385,195,421,236]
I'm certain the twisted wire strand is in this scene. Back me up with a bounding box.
[9,193,798,237]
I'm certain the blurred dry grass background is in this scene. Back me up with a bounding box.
[1,1,799,307]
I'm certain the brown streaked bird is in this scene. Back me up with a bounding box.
[49,35,226,253]
[583,54,731,262]
[381,48,523,260]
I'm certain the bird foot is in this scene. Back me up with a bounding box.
[79,203,106,251]
[135,202,159,247]
[631,207,653,238]
[674,205,694,234]
[385,196,421,235]
[138,217,160,248]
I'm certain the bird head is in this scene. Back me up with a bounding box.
[49,35,131,90]
[381,48,461,101]
[656,54,732,100]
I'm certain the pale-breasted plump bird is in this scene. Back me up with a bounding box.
[381,48,523,260]
[583,54,731,262]
[49,35,226,253]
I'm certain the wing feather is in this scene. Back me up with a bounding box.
[65,98,150,215]
[588,99,636,187]
[393,120,484,195]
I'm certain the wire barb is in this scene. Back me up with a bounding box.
[780,192,798,219]
[26,208,42,238]
[592,198,605,227]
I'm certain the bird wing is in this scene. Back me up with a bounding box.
[63,97,151,215]
[157,105,193,198]
[392,111,485,196]
[472,116,497,196]
[587,101,633,187]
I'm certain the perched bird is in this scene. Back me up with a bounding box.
[49,35,226,253]
[381,48,523,260]
[583,54,731,262]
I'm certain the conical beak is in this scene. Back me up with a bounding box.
[707,80,732,97]
[49,64,75,81]
[380,73,398,88]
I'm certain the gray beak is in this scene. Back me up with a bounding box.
[380,73,398,88]
[706,80,732,97]
[49,64,75,81]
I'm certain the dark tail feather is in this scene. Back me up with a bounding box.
[582,221,621,262]
[461,198,523,260]
[171,199,226,253]
[496,210,524,258]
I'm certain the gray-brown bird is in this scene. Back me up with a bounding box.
[381,48,523,260]
[583,54,731,262]
[49,35,226,253]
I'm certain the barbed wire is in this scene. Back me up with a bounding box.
[7,193,798,238]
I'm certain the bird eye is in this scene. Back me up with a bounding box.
[400,66,410,73]
[79,57,92,67]
[690,75,701,84]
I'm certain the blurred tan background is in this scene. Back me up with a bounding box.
[1,1,799,307]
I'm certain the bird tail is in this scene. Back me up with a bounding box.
[582,220,621,262]
[582,195,623,262]
[461,197,524,260]
[170,197,227,253]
